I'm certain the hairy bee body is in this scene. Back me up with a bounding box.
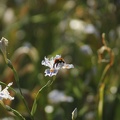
[53,58,65,68]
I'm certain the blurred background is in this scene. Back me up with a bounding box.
[0,0,120,120]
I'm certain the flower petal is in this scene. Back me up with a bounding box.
[54,55,61,59]
[3,82,13,91]
[41,57,54,68]
[45,69,58,77]
[0,82,14,101]
[62,64,74,69]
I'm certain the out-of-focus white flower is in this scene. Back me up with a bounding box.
[48,89,74,104]
[45,105,54,113]
[0,82,14,101]
[80,45,93,55]
[42,55,74,77]
[3,8,15,25]
[0,37,8,63]
[69,19,99,37]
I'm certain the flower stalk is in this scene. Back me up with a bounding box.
[97,33,114,120]
[7,60,34,120]
[31,80,51,116]
[0,37,34,120]
[5,105,26,120]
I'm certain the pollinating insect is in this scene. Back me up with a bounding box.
[41,55,74,77]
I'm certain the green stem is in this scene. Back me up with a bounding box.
[31,80,51,116]
[7,59,34,120]
[98,83,105,120]
[5,105,26,120]
[98,65,111,120]
[48,76,56,86]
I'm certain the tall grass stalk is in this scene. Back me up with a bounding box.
[97,33,114,120]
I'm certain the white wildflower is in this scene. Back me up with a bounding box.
[0,82,14,100]
[48,89,74,104]
[42,55,74,77]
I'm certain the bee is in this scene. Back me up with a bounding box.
[53,58,65,68]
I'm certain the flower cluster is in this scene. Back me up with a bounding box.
[42,55,74,77]
[0,82,14,101]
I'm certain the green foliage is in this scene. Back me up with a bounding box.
[0,0,120,120]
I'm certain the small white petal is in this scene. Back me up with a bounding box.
[62,64,74,69]
[0,83,14,101]
[4,82,13,90]
[45,69,58,77]
[8,96,14,100]
[41,57,53,68]
[54,55,61,59]
[8,82,13,86]
[1,37,8,46]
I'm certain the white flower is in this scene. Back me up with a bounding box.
[41,55,74,77]
[0,82,14,100]
[48,89,74,104]
[0,37,8,63]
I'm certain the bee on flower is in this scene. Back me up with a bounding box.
[41,55,74,77]
[0,82,14,101]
